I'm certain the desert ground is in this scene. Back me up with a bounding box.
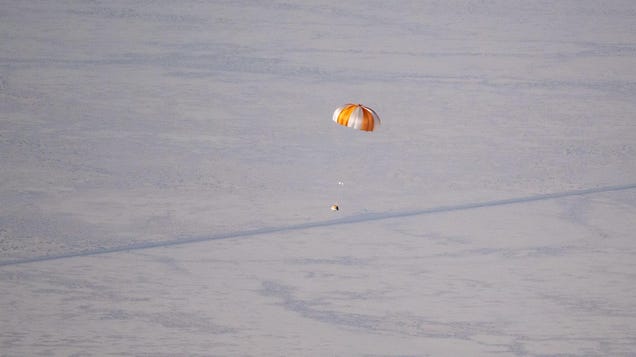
[2,1,636,355]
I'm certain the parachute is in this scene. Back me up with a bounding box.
[330,104,380,211]
[332,104,380,132]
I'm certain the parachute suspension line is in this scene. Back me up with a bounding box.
[330,180,344,211]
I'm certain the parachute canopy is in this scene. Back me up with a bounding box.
[332,104,380,132]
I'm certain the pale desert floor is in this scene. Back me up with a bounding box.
[2,1,636,355]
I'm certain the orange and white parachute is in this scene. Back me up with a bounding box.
[332,104,380,132]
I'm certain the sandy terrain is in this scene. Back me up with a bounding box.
[2,1,636,355]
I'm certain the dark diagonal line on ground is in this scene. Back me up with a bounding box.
[1,183,635,267]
